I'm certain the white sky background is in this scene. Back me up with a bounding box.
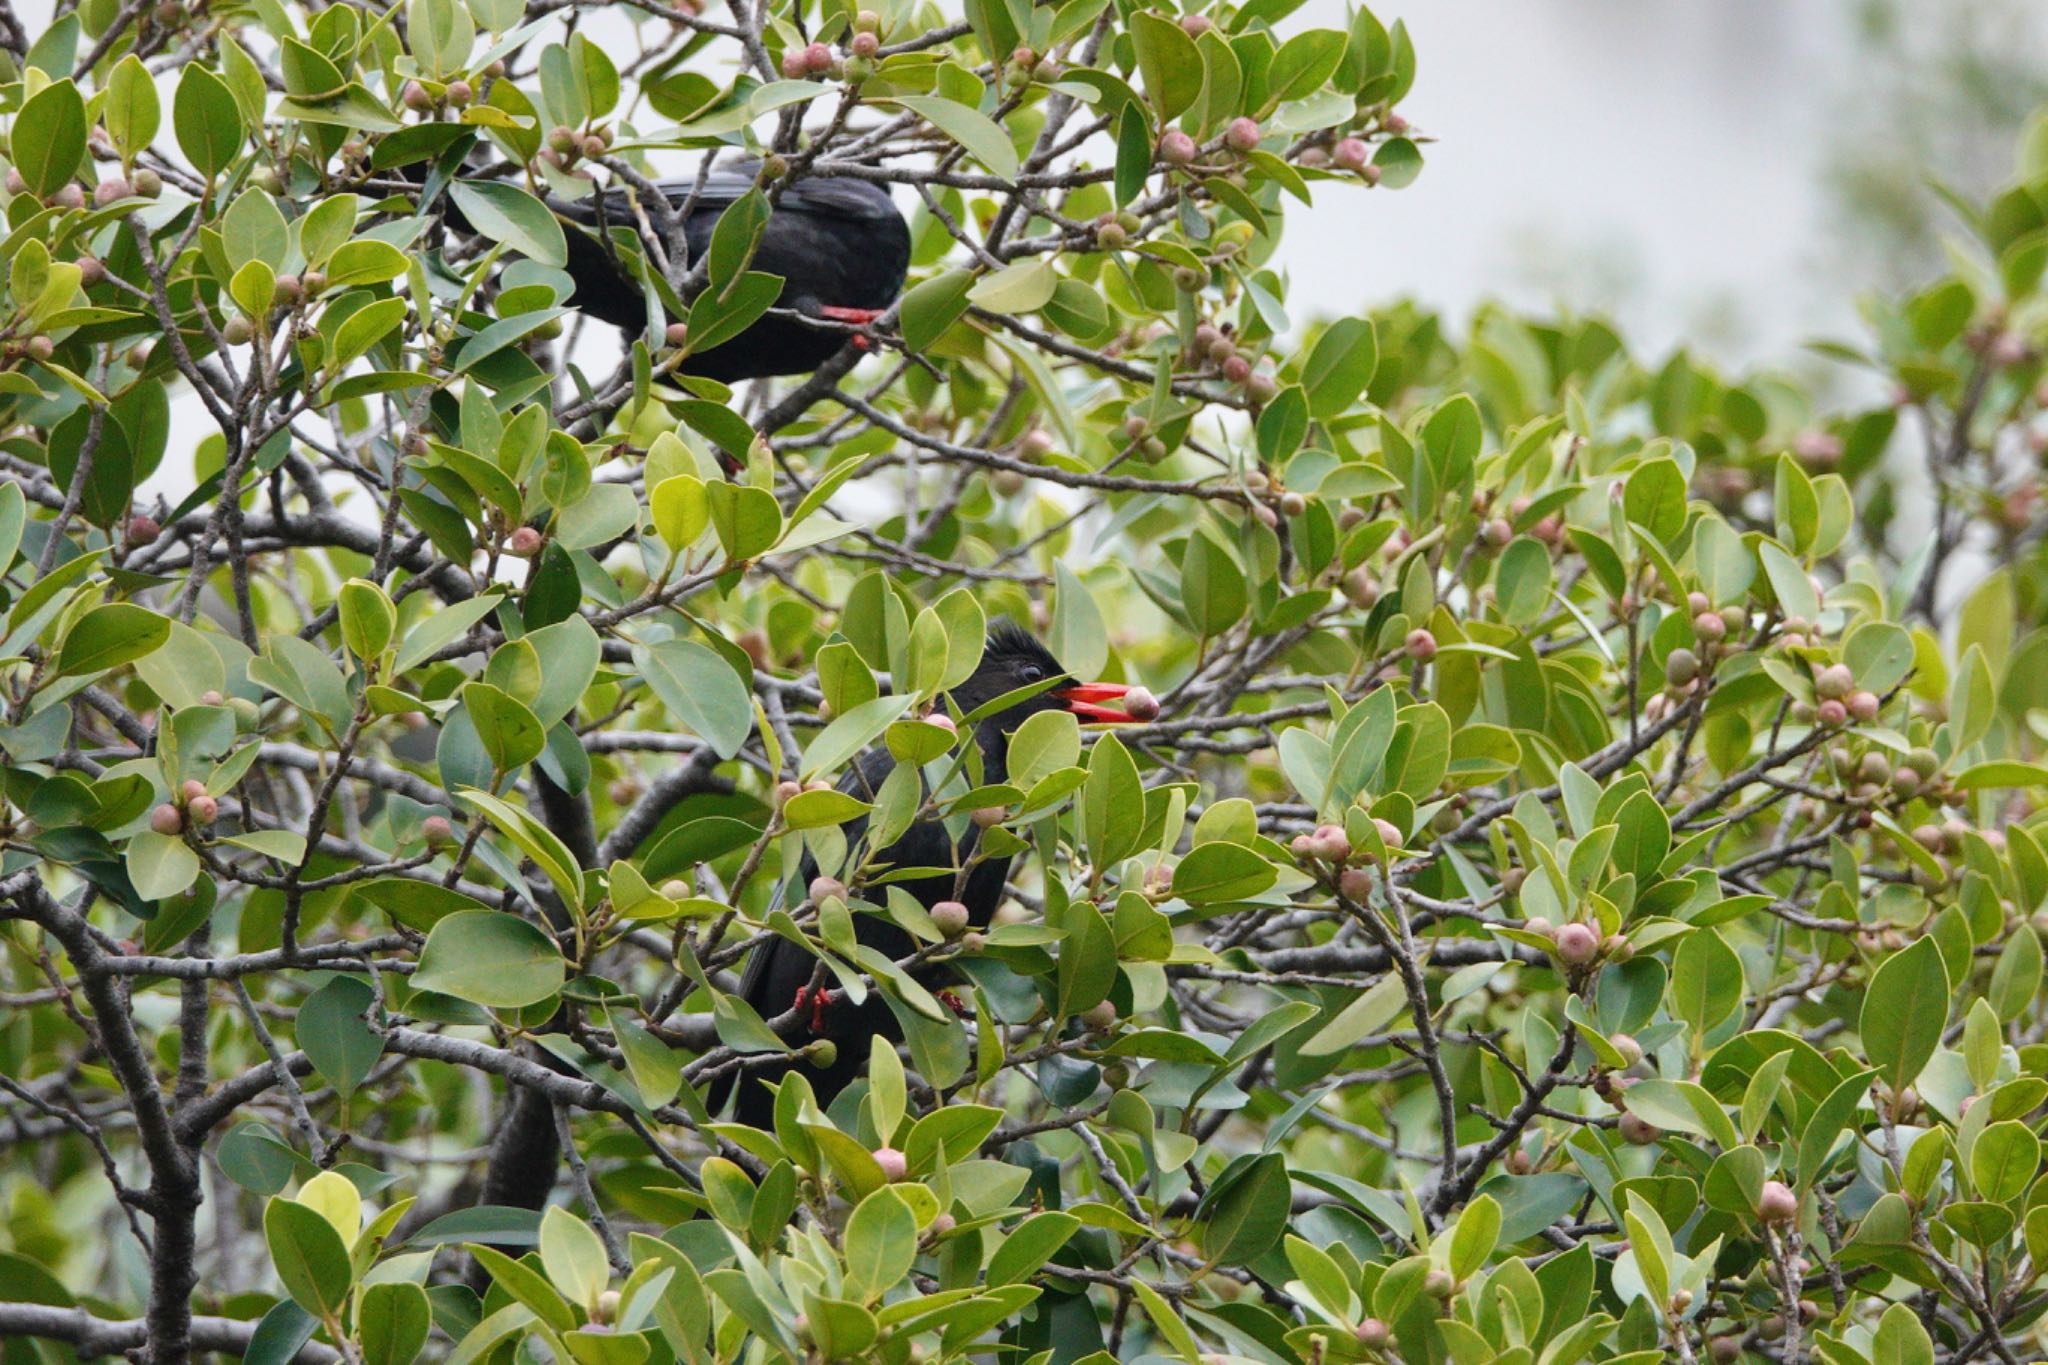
[46,0,2041,499]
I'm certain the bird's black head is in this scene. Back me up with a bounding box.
[947,622,1138,734]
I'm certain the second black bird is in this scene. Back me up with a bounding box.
[713,625,1139,1129]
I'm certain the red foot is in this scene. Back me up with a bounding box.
[792,985,836,1033]
[936,989,968,1018]
[818,306,883,325]
[851,335,872,352]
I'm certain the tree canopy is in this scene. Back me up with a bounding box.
[4,2,2048,1364]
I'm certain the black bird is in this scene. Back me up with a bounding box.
[713,625,1138,1129]
[422,160,912,382]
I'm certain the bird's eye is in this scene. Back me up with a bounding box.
[1019,665,1043,683]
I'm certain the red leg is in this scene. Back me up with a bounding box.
[810,988,835,1032]
[818,306,884,325]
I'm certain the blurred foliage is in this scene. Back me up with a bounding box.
[2,0,2048,1363]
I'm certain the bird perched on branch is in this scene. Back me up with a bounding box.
[415,155,911,382]
[712,624,1143,1129]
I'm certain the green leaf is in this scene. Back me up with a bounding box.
[1082,733,1144,869]
[1129,9,1203,122]
[175,66,246,178]
[1170,842,1277,905]
[841,1189,918,1303]
[1871,1302,1934,1365]
[632,639,753,760]
[357,1282,433,1365]
[704,481,783,562]
[1299,973,1405,1056]
[56,604,169,677]
[1300,318,1377,420]
[539,1206,610,1311]
[449,180,569,268]
[1860,936,1950,1095]
[264,1197,355,1317]
[967,259,1058,314]
[412,910,566,1008]
[297,976,383,1100]
[339,579,397,661]
[900,269,973,352]
[460,681,546,771]
[894,97,1019,179]
[1199,1152,1290,1265]
[14,80,88,198]
[1447,1194,1500,1280]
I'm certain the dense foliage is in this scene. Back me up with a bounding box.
[4,1,2048,1363]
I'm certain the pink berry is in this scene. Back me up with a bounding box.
[181,779,208,801]
[850,30,878,57]
[873,1146,908,1180]
[1813,663,1854,700]
[925,711,957,735]
[780,50,807,78]
[803,42,833,73]
[971,806,1007,828]
[1758,1180,1797,1223]
[809,876,847,903]
[1158,131,1197,165]
[1617,1112,1658,1145]
[1373,817,1403,852]
[1331,138,1369,172]
[1312,823,1351,862]
[422,815,454,845]
[1847,690,1880,723]
[506,526,542,557]
[1553,922,1599,965]
[126,514,160,546]
[149,803,184,835]
[1224,117,1260,152]
[932,900,970,936]
[772,779,803,807]
[1122,686,1160,721]
[187,794,218,825]
[1338,866,1374,900]
[1356,1318,1389,1348]
[1816,699,1847,728]
[1404,629,1437,663]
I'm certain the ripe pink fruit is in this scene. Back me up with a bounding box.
[931,900,970,936]
[1158,131,1198,165]
[1311,823,1351,861]
[850,29,878,56]
[1355,1318,1389,1348]
[924,711,957,735]
[809,876,847,903]
[93,178,131,206]
[1331,137,1370,172]
[1122,686,1160,721]
[1080,1000,1118,1030]
[1616,1112,1658,1145]
[1816,699,1847,728]
[1373,817,1404,852]
[803,42,834,73]
[665,321,690,348]
[1404,628,1437,663]
[126,514,160,546]
[187,794,218,825]
[422,815,453,846]
[1846,690,1879,722]
[1338,866,1374,900]
[780,49,808,78]
[181,779,208,801]
[873,1146,908,1180]
[1553,922,1599,965]
[1758,1179,1797,1223]
[1813,663,1854,700]
[1224,117,1260,152]
[506,526,542,557]
[772,779,803,807]
[149,804,184,836]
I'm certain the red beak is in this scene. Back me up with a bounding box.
[1057,681,1134,724]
